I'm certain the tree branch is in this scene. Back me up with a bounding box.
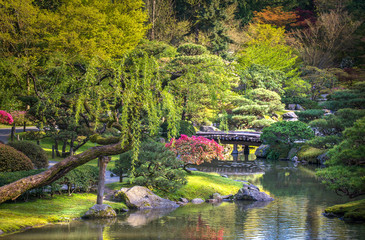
[0,141,131,204]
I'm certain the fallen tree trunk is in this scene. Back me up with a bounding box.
[0,142,130,204]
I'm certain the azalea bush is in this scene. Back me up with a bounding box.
[165,135,224,169]
[0,110,14,125]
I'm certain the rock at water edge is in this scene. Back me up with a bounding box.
[82,204,117,219]
[235,184,274,202]
[113,186,179,210]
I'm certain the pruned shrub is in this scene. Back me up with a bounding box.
[296,109,325,123]
[177,43,208,56]
[0,144,34,172]
[56,165,99,195]
[0,169,44,187]
[8,141,48,169]
[113,140,187,192]
[281,96,321,109]
[0,165,99,199]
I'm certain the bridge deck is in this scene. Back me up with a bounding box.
[196,131,262,146]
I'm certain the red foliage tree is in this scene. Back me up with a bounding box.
[165,134,224,169]
[0,110,14,125]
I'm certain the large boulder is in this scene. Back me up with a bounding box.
[234,183,274,202]
[255,145,270,158]
[282,112,298,119]
[82,204,117,219]
[113,186,179,209]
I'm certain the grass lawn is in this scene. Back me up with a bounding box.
[106,171,243,202]
[12,134,120,170]
[0,193,127,235]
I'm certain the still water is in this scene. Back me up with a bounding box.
[4,161,365,239]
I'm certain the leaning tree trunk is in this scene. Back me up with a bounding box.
[0,142,130,204]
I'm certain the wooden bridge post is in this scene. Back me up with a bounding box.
[244,145,250,161]
[232,144,239,162]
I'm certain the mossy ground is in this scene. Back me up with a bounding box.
[325,198,365,222]
[157,171,242,201]
[297,146,326,164]
[0,193,127,235]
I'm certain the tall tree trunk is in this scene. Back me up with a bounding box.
[54,139,60,157]
[0,142,131,204]
[62,140,67,157]
[97,156,111,205]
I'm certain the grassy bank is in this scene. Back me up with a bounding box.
[324,198,365,222]
[0,193,127,235]
[106,171,242,201]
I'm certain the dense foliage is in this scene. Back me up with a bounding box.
[8,141,48,169]
[0,144,34,172]
[316,117,365,198]
[113,140,186,192]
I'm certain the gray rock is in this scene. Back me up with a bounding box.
[291,156,298,162]
[0,230,3,235]
[255,145,270,158]
[113,186,179,209]
[282,112,298,118]
[82,204,117,219]
[179,198,189,203]
[288,104,296,110]
[221,174,228,178]
[296,104,305,110]
[199,126,220,132]
[212,193,223,201]
[235,184,274,202]
[317,152,329,165]
[287,148,299,160]
[191,198,205,204]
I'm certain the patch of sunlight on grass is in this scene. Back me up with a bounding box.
[0,193,127,234]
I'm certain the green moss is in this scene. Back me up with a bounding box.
[297,146,326,163]
[325,199,365,222]
[0,193,127,234]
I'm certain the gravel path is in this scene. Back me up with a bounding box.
[0,127,38,144]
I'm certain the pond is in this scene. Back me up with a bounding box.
[4,161,365,239]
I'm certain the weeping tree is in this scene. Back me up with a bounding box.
[0,0,181,203]
[0,52,180,203]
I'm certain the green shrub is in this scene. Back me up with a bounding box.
[136,40,177,59]
[307,135,341,149]
[296,109,325,123]
[261,121,314,146]
[0,144,34,172]
[113,140,186,192]
[0,169,44,187]
[0,165,99,199]
[281,96,321,109]
[56,165,99,195]
[324,90,365,110]
[251,118,275,129]
[177,43,208,56]
[8,141,48,169]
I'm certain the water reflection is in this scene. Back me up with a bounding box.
[4,161,365,240]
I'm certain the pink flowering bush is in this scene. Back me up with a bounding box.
[0,110,14,125]
[165,134,225,167]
